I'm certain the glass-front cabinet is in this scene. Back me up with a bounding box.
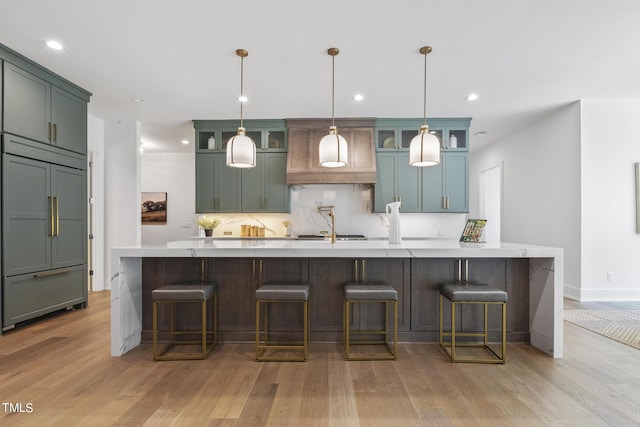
[374,118,471,213]
[195,119,287,152]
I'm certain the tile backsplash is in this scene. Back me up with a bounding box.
[201,184,467,239]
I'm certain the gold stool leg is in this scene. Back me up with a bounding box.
[255,299,260,360]
[392,300,398,359]
[502,302,507,362]
[153,300,158,359]
[450,300,456,362]
[303,298,309,361]
[201,299,207,358]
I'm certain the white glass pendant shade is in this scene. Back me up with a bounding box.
[409,125,440,167]
[226,127,256,168]
[319,126,348,167]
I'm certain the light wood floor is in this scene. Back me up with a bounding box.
[1,292,640,426]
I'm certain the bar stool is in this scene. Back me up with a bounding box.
[152,282,218,361]
[255,282,310,362]
[439,281,507,363]
[343,281,398,360]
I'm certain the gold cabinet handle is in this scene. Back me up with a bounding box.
[48,122,52,141]
[354,259,359,281]
[54,196,60,236]
[53,123,58,143]
[48,196,55,236]
[34,268,73,278]
[361,259,367,281]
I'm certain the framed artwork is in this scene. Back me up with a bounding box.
[141,192,167,225]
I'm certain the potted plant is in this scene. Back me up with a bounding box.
[197,215,221,237]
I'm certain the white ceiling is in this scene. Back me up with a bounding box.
[1,1,639,154]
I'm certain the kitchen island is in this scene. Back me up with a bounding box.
[111,239,563,358]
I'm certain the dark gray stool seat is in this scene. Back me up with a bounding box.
[152,283,218,301]
[440,282,507,303]
[152,281,218,361]
[255,282,310,362]
[255,284,310,301]
[343,281,398,361]
[439,281,507,364]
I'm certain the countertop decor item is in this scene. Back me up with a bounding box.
[197,215,220,236]
[319,48,348,168]
[409,46,441,167]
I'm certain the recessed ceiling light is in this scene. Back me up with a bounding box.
[45,40,64,51]
[181,140,189,145]
[238,95,248,103]
[131,97,145,103]
[465,93,479,101]
[353,94,364,101]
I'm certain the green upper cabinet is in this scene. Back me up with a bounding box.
[374,118,470,213]
[193,120,289,213]
[3,62,87,155]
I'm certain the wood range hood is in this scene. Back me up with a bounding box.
[286,118,377,184]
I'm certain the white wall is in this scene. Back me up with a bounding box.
[141,153,198,244]
[470,102,582,295]
[580,100,640,300]
[87,114,105,291]
[103,119,141,289]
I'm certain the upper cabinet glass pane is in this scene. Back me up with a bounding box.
[266,130,285,150]
[400,129,419,149]
[429,129,444,149]
[447,129,467,149]
[198,131,218,150]
[221,130,261,150]
[377,130,396,149]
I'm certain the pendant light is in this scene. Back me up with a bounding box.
[226,49,256,168]
[409,46,441,167]
[319,48,348,168]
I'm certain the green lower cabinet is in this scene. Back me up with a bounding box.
[3,264,86,326]
[196,152,289,213]
[421,151,468,213]
[195,153,241,213]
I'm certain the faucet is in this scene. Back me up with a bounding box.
[318,205,336,243]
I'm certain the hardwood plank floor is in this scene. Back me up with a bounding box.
[1,292,639,426]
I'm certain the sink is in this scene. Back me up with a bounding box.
[296,234,367,241]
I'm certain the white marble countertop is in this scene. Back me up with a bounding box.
[112,238,562,259]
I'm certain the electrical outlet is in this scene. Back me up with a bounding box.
[607,272,615,282]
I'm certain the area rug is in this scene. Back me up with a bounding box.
[563,310,640,350]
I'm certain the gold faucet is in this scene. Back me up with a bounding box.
[318,205,336,243]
